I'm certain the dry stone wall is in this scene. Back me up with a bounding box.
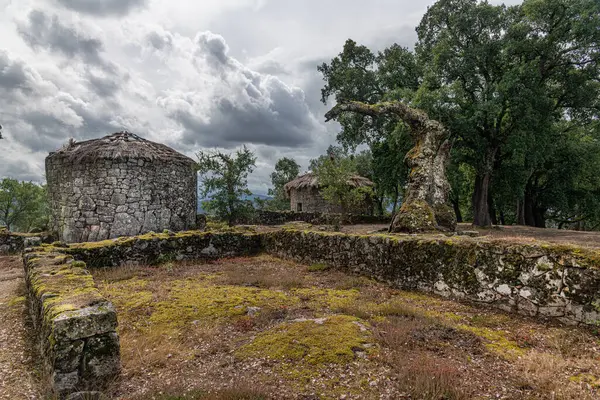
[22,250,120,397]
[46,157,197,243]
[0,229,55,255]
[252,210,390,226]
[56,231,263,268]
[263,230,600,326]
[21,228,600,399]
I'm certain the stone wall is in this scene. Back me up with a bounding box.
[289,187,338,213]
[0,229,55,255]
[263,230,600,326]
[46,156,197,243]
[0,230,26,254]
[56,231,263,268]
[23,250,120,397]
[22,228,600,398]
[253,210,391,226]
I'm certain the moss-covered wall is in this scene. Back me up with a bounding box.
[44,231,263,268]
[252,210,390,226]
[0,230,55,255]
[22,250,120,397]
[263,230,600,326]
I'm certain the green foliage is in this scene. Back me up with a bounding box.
[320,0,600,229]
[266,157,300,211]
[313,156,373,221]
[0,178,49,232]
[318,40,419,215]
[196,146,257,226]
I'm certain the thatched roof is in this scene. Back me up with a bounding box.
[47,131,195,164]
[284,172,374,198]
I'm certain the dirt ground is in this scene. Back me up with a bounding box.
[91,255,600,400]
[309,223,600,249]
[0,256,42,400]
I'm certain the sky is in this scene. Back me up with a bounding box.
[0,0,522,194]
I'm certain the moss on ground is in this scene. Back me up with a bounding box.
[236,314,373,365]
[150,280,298,327]
[456,324,525,359]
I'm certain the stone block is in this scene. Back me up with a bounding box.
[52,339,84,372]
[81,333,121,383]
[52,303,118,342]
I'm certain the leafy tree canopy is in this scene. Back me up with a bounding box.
[267,157,301,211]
[0,178,49,232]
[319,0,600,229]
[196,146,257,226]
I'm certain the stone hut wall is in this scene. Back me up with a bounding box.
[289,187,338,213]
[46,157,197,243]
[288,187,370,214]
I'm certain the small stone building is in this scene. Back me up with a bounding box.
[46,131,197,243]
[284,172,373,213]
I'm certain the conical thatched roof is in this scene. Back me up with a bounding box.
[47,131,195,164]
[284,172,374,198]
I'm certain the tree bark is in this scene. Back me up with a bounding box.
[472,147,497,227]
[452,198,463,223]
[326,101,456,233]
[516,199,525,225]
[488,192,498,226]
[472,173,492,227]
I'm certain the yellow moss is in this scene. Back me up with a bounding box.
[151,280,298,326]
[457,324,525,359]
[307,263,330,272]
[569,374,600,388]
[7,296,26,307]
[236,315,373,365]
[101,278,153,311]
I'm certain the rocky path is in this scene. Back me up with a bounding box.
[0,256,41,400]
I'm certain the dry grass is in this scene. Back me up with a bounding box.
[121,383,268,400]
[393,352,471,400]
[222,263,304,290]
[90,255,600,400]
[515,352,599,399]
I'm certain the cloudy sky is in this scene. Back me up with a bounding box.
[0,0,520,194]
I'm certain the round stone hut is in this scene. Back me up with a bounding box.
[46,131,197,243]
[284,172,373,213]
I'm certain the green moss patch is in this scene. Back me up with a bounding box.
[150,280,298,327]
[237,315,373,365]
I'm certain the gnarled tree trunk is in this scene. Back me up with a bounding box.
[325,101,456,233]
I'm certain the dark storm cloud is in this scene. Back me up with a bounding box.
[17,10,115,72]
[173,96,314,149]
[162,32,320,149]
[54,0,148,17]
[18,112,74,152]
[0,51,32,92]
[87,73,120,97]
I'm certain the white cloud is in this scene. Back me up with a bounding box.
[0,0,522,193]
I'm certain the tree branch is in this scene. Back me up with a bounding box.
[325,101,438,133]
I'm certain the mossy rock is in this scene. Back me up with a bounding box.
[433,203,457,232]
[390,200,437,233]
